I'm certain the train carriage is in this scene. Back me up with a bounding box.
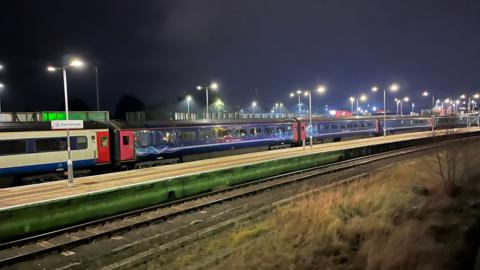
[111,119,297,168]
[0,122,110,186]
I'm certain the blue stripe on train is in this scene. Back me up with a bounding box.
[136,138,293,161]
[0,159,96,177]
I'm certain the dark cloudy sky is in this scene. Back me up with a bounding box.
[0,0,479,115]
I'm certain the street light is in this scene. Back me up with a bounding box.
[0,64,3,71]
[371,83,399,136]
[186,95,192,114]
[422,90,435,109]
[252,101,257,114]
[290,90,303,114]
[196,82,219,119]
[0,83,4,112]
[349,97,355,114]
[46,57,86,187]
[304,86,327,147]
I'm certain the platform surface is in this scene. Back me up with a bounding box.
[0,128,477,210]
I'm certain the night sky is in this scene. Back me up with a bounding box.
[0,0,479,116]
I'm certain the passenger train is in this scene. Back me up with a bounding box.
[0,115,475,186]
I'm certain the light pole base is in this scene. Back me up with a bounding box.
[67,159,74,187]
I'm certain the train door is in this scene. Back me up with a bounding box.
[119,130,135,161]
[96,131,111,164]
[293,121,307,143]
[299,121,307,141]
[292,122,299,142]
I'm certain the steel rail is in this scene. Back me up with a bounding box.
[0,135,477,267]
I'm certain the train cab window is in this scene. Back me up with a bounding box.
[76,136,88,150]
[122,135,130,145]
[36,138,67,152]
[101,136,108,147]
[0,140,27,155]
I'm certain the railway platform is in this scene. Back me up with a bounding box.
[1,128,480,242]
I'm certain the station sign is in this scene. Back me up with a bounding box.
[51,120,84,130]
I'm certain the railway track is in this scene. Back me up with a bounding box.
[0,135,477,268]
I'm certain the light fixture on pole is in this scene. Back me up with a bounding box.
[196,82,219,119]
[251,101,257,114]
[47,57,85,187]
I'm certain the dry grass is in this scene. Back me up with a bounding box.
[163,140,480,270]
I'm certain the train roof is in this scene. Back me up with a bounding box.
[0,121,110,132]
[112,118,297,129]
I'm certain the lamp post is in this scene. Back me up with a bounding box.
[0,64,5,112]
[349,97,355,114]
[47,58,85,187]
[303,86,326,147]
[422,90,434,109]
[186,95,192,114]
[0,83,4,112]
[372,84,399,136]
[353,94,368,116]
[252,101,257,114]
[472,94,480,112]
[394,98,399,115]
[94,66,100,111]
[196,82,218,119]
[402,96,410,115]
[290,90,304,115]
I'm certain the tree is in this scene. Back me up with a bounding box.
[114,94,145,119]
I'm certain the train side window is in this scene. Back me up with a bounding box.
[0,140,27,155]
[249,128,257,136]
[36,138,67,152]
[179,130,196,141]
[122,135,130,145]
[138,131,150,147]
[200,128,216,140]
[264,128,273,135]
[347,123,353,129]
[331,124,338,130]
[101,136,108,147]
[239,129,247,137]
[77,136,88,150]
